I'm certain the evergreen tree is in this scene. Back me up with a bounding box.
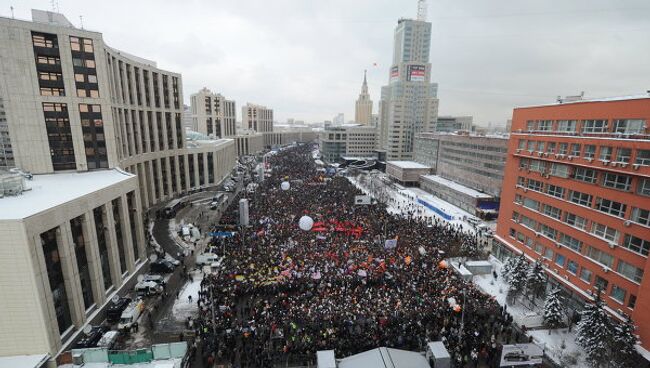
[610,316,638,368]
[501,256,517,283]
[526,260,547,299]
[576,292,614,368]
[506,254,528,304]
[543,288,564,333]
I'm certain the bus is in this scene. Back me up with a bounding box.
[163,198,184,218]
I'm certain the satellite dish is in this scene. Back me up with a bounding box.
[111,295,120,304]
[137,274,145,283]
[149,253,158,262]
[83,325,92,335]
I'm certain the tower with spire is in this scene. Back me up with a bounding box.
[355,70,373,125]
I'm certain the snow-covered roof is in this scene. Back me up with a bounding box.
[387,161,431,170]
[420,175,493,199]
[338,347,429,368]
[0,353,49,368]
[517,94,650,109]
[0,169,135,221]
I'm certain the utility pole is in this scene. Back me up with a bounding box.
[459,288,466,344]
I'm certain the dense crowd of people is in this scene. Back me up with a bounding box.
[193,145,516,367]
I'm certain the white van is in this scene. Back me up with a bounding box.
[118,299,145,331]
[196,252,219,266]
[135,281,163,297]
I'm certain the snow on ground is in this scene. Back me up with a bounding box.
[473,256,589,368]
[171,270,202,322]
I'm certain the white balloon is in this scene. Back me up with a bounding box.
[281,181,290,191]
[298,215,314,231]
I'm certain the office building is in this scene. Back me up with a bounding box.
[377,1,439,160]
[0,97,13,169]
[182,104,195,131]
[234,132,264,156]
[319,124,378,163]
[435,115,472,133]
[190,87,237,138]
[242,103,273,133]
[493,94,650,351]
[354,70,373,125]
[0,9,237,364]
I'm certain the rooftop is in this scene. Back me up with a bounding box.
[0,353,49,368]
[516,93,650,109]
[387,161,431,170]
[338,347,429,368]
[420,175,493,199]
[0,169,135,221]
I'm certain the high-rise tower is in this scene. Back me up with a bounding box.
[378,0,439,160]
[355,70,373,125]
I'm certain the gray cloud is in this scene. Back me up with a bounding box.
[5,0,649,125]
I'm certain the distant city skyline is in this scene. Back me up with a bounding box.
[4,0,649,124]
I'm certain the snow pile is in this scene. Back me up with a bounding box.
[171,271,202,322]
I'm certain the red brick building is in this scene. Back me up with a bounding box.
[493,95,650,350]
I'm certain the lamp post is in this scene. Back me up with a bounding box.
[459,288,466,345]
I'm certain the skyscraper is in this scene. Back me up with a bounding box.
[355,70,373,125]
[378,0,439,160]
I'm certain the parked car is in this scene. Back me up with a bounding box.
[74,325,109,348]
[106,297,132,323]
[134,280,164,297]
[150,260,175,274]
[142,274,166,286]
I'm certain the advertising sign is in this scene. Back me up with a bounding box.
[407,64,426,82]
[354,195,372,205]
[499,343,544,367]
[390,66,399,83]
[384,239,398,249]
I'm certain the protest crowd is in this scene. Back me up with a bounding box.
[193,145,516,368]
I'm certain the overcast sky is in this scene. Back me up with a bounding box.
[5,0,650,125]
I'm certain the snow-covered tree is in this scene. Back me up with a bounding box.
[526,260,547,299]
[506,254,528,304]
[543,288,564,333]
[576,292,614,368]
[609,316,639,368]
[501,256,517,283]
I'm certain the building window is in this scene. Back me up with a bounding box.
[518,139,526,150]
[550,163,569,178]
[534,243,543,254]
[616,260,644,284]
[631,207,650,226]
[538,120,552,131]
[527,141,537,152]
[558,143,569,154]
[636,150,650,166]
[590,222,620,243]
[565,212,588,230]
[523,198,539,211]
[40,227,73,334]
[569,190,593,207]
[599,146,613,161]
[558,120,577,132]
[582,119,609,133]
[567,260,578,274]
[546,142,556,153]
[546,184,565,198]
[540,224,557,239]
[614,119,645,134]
[526,121,536,131]
[595,275,609,291]
[530,159,545,173]
[638,179,650,197]
[628,295,637,309]
[580,268,593,283]
[544,247,554,260]
[584,144,596,159]
[543,204,562,220]
[527,179,543,192]
[602,172,631,191]
[623,235,650,256]
[560,233,583,252]
[555,253,566,267]
[570,143,581,156]
[616,148,631,163]
[610,285,626,304]
[595,197,626,218]
[586,246,614,268]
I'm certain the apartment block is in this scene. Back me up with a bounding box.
[242,103,273,133]
[190,87,237,138]
[494,94,650,350]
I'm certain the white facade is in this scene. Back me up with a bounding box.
[319,125,377,163]
[190,87,237,138]
[242,103,273,133]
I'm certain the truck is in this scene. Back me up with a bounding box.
[134,280,164,297]
[106,297,132,323]
[117,299,145,332]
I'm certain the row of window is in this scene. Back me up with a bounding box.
[518,158,650,196]
[524,119,646,135]
[517,139,650,165]
[508,229,639,308]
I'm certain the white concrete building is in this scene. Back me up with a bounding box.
[242,103,273,133]
[378,2,439,160]
[319,124,378,163]
[190,87,237,138]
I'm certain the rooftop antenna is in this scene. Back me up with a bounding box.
[50,0,59,13]
[10,6,14,18]
[417,0,428,21]
[79,15,84,29]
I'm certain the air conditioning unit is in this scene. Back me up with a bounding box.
[603,267,610,273]
[602,160,610,166]
[632,164,640,170]
[516,149,522,154]
[537,152,543,157]
[568,156,573,161]
[523,188,528,192]
[556,242,562,248]
[610,162,618,167]
[619,163,628,168]
[624,220,631,227]
[543,153,549,157]
[564,274,569,280]
[535,232,540,238]
[559,154,565,159]
[544,174,551,178]
[518,167,523,171]
[586,158,593,163]
[554,154,560,159]
[609,242,617,249]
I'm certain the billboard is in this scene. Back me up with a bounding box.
[390,66,399,83]
[354,195,372,205]
[499,343,543,367]
[407,65,426,82]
